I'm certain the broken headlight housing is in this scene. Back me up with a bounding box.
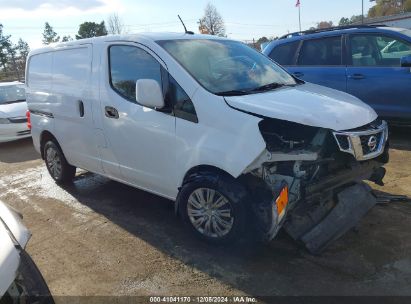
[258,118,319,152]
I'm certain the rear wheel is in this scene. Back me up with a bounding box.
[44,141,76,184]
[177,172,247,244]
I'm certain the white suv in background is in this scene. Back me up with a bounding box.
[0,82,31,143]
[26,33,389,253]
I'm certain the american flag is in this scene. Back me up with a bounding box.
[296,0,300,7]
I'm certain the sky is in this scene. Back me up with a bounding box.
[0,0,375,49]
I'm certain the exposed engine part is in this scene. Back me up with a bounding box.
[244,149,318,174]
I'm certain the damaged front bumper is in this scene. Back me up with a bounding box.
[245,119,389,254]
[283,158,386,254]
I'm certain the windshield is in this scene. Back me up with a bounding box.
[157,39,297,96]
[0,84,26,105]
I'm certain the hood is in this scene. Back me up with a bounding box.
[224,83,377,131]
[0,101,28,118]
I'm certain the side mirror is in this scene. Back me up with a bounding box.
[400,54,411,68]
[135,79,165,109]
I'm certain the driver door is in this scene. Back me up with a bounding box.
[99,44,177,199]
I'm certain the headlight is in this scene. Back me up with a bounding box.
[0,118,10,124]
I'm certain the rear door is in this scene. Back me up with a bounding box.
[289,35,347,92]
[51,45,101,173]
[346,33,411,121]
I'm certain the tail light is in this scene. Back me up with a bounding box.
[26,110,31,130]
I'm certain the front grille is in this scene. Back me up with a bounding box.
[360,133,383,155]
[9,117,27,124]
[335,134,350,150]
[332,120,388,161]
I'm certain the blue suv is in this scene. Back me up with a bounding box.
[263,25,411,124]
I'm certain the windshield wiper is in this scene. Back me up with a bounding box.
[249,82,286,93]
[216,82,295,96]
[215,90,252,96]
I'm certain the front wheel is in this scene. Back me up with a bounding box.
[44,140,76,184]
[177,172,247,244]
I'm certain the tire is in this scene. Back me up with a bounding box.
[43,140,76,184]
[177,171,248,244]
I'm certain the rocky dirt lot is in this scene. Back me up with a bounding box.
[0,128,410,300]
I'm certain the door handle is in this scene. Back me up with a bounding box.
[293,72,304,78]
[105,106,119,119]
[348,74,365,80]
[78,100,84,117]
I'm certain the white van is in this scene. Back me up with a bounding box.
[26,33,389,253]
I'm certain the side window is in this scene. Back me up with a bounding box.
[109,45,162,102]
[298,36,342,66]
[53,47,91,97]
[167,75,198,123]
[268,41,299,65]
[27,52,52,89]
[350,34,411,67]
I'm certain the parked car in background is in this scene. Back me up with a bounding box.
[0,82,31,143]
[264,25,411,125]
[26,33,388,253]
[0,200,53,303]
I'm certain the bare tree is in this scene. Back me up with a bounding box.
[107,13,125,35]
[316,21,333,29]
[198,3,226,36]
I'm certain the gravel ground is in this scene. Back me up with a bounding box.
[0,128,410,300]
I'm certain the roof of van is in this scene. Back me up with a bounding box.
[29,32,229,54]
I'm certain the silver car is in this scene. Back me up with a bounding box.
[0,82,31,143]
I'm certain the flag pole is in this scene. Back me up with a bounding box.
[298,4,301,32]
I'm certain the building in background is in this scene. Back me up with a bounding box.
[362,12,411,29]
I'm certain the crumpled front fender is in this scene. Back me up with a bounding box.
[0,200,31,296]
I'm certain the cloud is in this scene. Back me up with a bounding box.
[0,0,124,20]
[0,0,105,11]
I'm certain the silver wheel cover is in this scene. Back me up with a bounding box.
[187,188,234,238]
[46,146,62,179]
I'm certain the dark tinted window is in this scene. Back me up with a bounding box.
[109,45,162,101]
[269,41,299,65]
[298,36,342,66]
[166,75,197,123]
[350,34,411,67]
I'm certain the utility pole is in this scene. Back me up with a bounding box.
[362,0,364,24]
